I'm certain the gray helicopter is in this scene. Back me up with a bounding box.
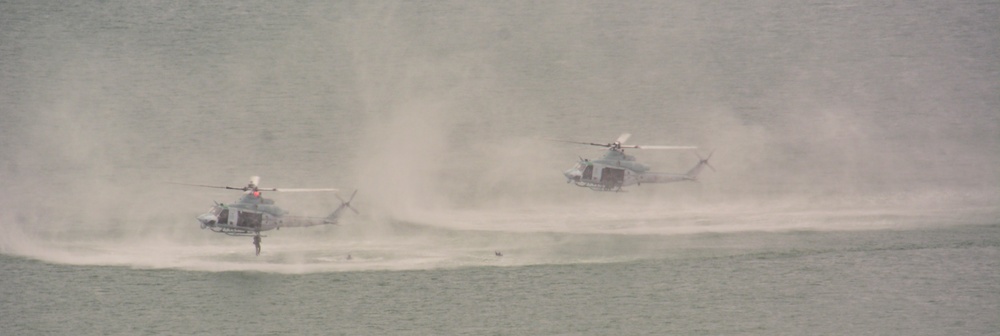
[172,176,357,255]
[552,133,714,191]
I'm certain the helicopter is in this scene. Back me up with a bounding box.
[551,133,714,191]
[171,176,358,255]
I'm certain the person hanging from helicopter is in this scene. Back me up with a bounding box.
[253,234,262,256]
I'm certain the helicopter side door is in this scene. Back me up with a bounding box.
[224,209,237,226]
[263,214,280,230]
[236,210,263,230]
[600,167,625,187]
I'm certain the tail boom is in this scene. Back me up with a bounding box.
[637,151,714,184]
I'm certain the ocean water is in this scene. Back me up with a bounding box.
[2,1,998,335]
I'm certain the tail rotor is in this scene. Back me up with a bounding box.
[336,190,360,215]
[697,150,716,172]
[683,150,716,180]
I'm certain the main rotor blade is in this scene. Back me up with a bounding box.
[166,182,245,190]
[629,145,698,150]
[260,188,340,192]
[546,139,612,148]
[616,133,631,144]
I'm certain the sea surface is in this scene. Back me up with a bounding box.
[2,1,998,335]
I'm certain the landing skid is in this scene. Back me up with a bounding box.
[573,182,625,192]
[208,227,266,237]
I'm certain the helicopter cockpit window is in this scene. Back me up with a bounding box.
[217,209,229,224]
[582,164,594,180]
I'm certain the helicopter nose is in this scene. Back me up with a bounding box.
[196,213,217,228]
[563,169,581,182]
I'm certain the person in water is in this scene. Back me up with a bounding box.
[253,235,261,256]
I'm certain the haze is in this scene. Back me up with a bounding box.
[1,1,997,270]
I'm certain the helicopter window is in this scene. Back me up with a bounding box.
[600,167,625,184]
[236,211,262,228]
[218,209,229,224]
[582,164,594,180]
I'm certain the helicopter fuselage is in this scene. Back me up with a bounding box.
[195,190,354,236]
[553,134,709,192]
[196,193,288,236]
[562,149,703,191]
[562,150,648,191]
[178,176,356,257]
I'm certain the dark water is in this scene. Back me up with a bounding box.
[3,224,998,335]
[2,0,998,334]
